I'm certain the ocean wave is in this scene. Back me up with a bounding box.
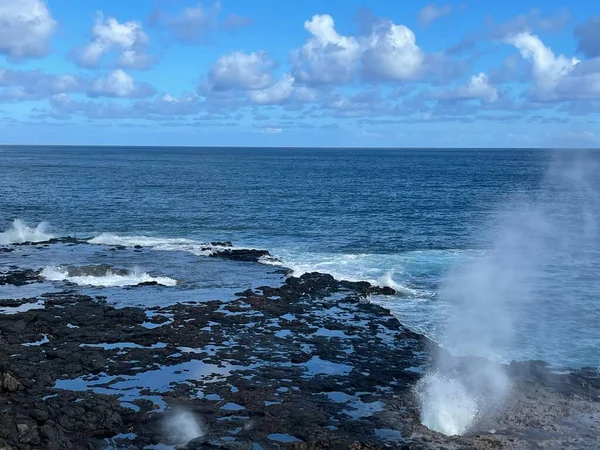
[0,220,54,245]
[259,253,419,295]
[41,266,177,287]
[88,232,253,256]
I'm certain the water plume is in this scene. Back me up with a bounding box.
[163,408,205,445]
[0,219,53,245]
[418,151,600,435]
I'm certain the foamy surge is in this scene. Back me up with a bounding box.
[89,233,246,256]
[260,253,418,295]
[41,266,177,287]
[0,220,53,245]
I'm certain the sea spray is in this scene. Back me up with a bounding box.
[0,219,53,245]
[40,265,178,287]
[163,408,205,445]
[418,151,600,435]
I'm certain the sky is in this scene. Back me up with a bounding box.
[0,0,599,148]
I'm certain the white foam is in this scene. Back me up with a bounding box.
[416,372,479,436]
[88,232,261,257]
[40,266,177,287]
[259,250,428,295]
[0,220,53,245]
[89,233,196,248]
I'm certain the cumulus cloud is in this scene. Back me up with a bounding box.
[74,12,152,69]
[0,67,83,101]
[505,32,580,101]
[361,20,425,81]
[418,4,453,27]
[291,14,425,86]
[432,72,499,102]
[88,70,155,98]
[291,15,361,86]
[450,8,571,54]
[574,16,600,58]
[206,51,275,91]
[0,66,159,102]
[46,91,199,120]
[247,74,316,105]
[247,74,295,105]
[0,0,56,60]
[322,89,390,118]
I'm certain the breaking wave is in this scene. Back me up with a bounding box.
[259,252,424,295]
[89,232,248,256]
[0,220,53,245]
[41,266,177,287]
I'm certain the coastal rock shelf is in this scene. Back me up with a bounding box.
[0,240,599,449]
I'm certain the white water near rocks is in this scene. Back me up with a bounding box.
[41,266,178,287]
[418,152,600,436]
[0,219,53,245]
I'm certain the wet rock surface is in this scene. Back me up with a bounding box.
[0,250,598,449]
[0,269,42,286]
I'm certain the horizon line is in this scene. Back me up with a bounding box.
[1,144,599,151]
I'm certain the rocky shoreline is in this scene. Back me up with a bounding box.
[0,239,599,449]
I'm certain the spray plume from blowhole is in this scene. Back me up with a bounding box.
[418,151,600,436]
[162,407,205,445]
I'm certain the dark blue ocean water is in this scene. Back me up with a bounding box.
[0,147,598,368]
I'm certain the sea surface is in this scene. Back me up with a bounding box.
[0,146,598,368]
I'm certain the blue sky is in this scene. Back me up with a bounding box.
[0,0,598,147]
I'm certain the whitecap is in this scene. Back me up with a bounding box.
[0,219,53,245]
[40,266,177,287]
[88,232,254,257]
[259,252,418,295]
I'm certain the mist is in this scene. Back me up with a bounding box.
[162,408,205,445]
[418,151,600,435]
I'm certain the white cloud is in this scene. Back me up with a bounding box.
[89,69,154,98]
[0,0,56,60]
[433,73,499,102]
[291,14,424,85]
[207,51,275,91]
[76,12,151,68]
[118,50,153,70]
[504,32,600,103]
[248,74,295,105]
[418,4,453,27]
[505,32,580,100]
[0,67,84,101]
[292,15,361,85]
[247,74,317,105]
[361,21,424,81]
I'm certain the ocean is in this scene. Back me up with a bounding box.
[1,146,598,369]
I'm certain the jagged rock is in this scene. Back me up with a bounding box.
[209,248,271,262]
[3,373,21,392]
[0,269,41,286]
[63,265,129,277]
[210,241,233,247]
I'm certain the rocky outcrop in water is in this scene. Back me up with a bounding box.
[0,269,42,286]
